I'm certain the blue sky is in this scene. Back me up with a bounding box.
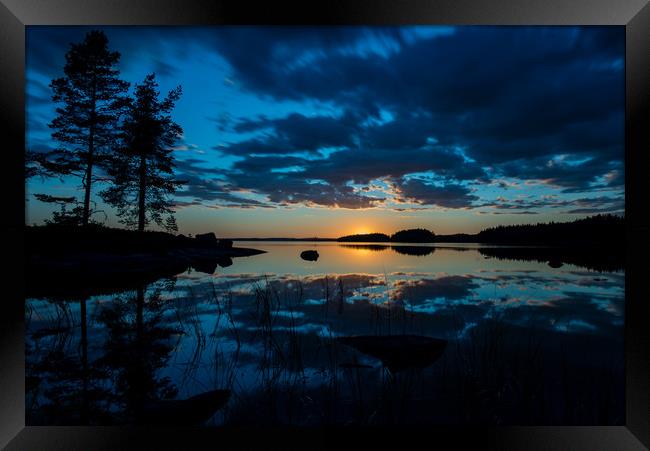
[25,26,625,237]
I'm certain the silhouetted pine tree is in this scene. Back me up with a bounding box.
[25,149,46,180]
[33,193,84,226]
[36,30,129,226]
[101,73,184,232]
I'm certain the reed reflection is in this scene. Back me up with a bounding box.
[26,244,625,426]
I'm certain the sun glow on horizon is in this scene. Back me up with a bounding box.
[24,27,624,235]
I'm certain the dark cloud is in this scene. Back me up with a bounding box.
[478,195,623,213]
[496,154,624,193]
[216,135,303,156]
[173,158,274,208]
[215,142,485,209]
[224,171,382,209]
[174,157,225,176]
[231,155,308,173]
[210,26,623,201]
[175,173,269,208]
[306,147,483,185]
[26,27,87,76]
[207,27,405,105]
[490,210,540,215]
[152,58,178,78]
[175,156,383,209]
[26,26,200,77]
[395,178,479,208]
[26,26,625,212]
[228,112,357,152]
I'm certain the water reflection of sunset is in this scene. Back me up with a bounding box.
[346,246,375,258]
[27,242,624,426]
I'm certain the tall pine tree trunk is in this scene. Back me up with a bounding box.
[138,154,147,232]
[82,134,94,226]
[82,80,97,227]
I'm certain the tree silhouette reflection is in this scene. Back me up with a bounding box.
[26,283,181,424]
[95,284,179,423]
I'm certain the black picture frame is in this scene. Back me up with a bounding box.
[1,1,648,449]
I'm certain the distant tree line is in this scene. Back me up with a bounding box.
[474,214,625,245]
[27,30,184,232]
[337,215,624,245]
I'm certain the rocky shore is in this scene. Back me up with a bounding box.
[25,226,266,299]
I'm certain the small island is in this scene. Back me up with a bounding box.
[338,232,391,242]
[338,228,437,243]
[391,228,437,243]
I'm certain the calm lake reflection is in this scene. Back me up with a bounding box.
[26,242,625,426]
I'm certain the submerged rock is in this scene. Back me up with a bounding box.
[338,334,447,374]
[300,250,319,261]
[548,259,564,268]
[139,389,231,426]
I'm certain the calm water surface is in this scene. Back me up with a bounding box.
[26,242,625,425]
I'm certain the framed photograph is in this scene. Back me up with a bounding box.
[2,0,649,449]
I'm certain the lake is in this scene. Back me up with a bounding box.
[25,242,625,425]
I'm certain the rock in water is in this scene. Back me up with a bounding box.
[338,334,447,374]
[195,232,218,244]
[218,239,233,248]
[139,389,231,426]
[300,250,319,261]
[548,259,563,268]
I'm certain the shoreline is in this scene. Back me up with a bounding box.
[26,246,266,300]
[25,225,267,299]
